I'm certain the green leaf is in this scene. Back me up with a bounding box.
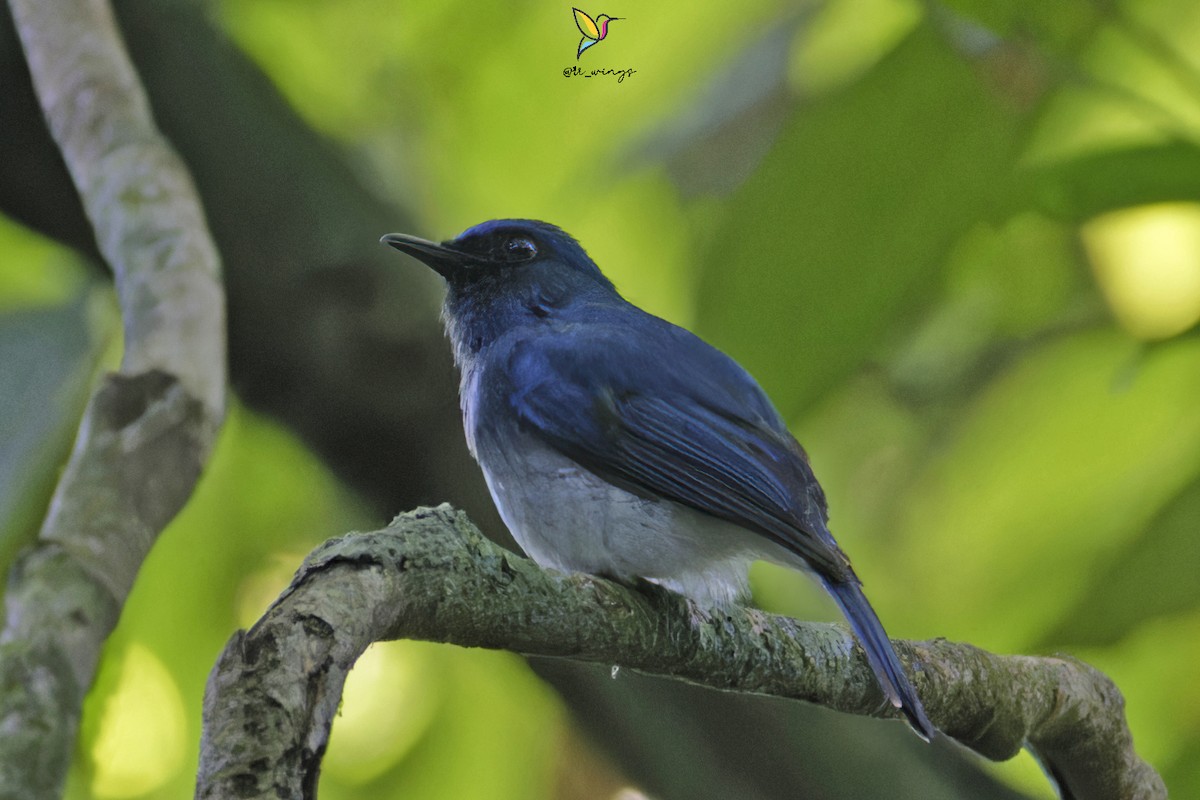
[889,330,1200,651]
[695,23,1023,417]
[1038,476,1200,648]
[1027,143,1200,221]
[1163,730,1200,799]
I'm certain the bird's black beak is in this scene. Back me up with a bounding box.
[380,233,479,279]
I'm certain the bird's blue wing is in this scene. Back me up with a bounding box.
[502,323,852,581]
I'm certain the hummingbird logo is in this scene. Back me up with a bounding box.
[573,7,621,59]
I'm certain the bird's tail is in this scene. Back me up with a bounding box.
[825,579,936,741]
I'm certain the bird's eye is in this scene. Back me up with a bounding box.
[501,236,537,262]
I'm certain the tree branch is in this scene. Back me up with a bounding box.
[196,506,1164,800]
[0,0,225,795]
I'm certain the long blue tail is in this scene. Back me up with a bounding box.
[825,579,936,741]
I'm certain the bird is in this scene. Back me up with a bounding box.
[381,219,935,740]
[573,8,620,59]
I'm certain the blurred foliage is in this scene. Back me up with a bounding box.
[64,401,563,800]
[0,222,111,575]
[6,0,1200,796]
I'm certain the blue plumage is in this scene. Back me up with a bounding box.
[382,219,935,740]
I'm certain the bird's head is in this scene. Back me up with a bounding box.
[595,15,620,35]
[382,219,619,358]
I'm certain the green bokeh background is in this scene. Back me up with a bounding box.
[4,0,1200,797]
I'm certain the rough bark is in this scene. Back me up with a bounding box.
[0,0,225,796]
[197,506,1165,800]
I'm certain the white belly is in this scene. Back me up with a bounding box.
[476,432,772,608]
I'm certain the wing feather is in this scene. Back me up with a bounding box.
[573,8,600,38]
[505,333,851,580]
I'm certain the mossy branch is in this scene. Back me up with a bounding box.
[197,505,1164,800]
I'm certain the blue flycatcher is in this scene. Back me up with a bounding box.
[382,219,934,739]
